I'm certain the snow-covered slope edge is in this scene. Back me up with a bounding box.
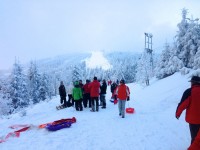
[0,72,193,150]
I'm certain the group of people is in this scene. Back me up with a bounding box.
[58,76,107,112]
[58,77,130,118]
[59,74,200,148]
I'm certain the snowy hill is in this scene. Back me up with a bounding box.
[0,72,192,150]
[84,51,112,70]
[24,51,139,74]
[33,52,91,72]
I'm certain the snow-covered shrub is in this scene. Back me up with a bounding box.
[180,67,190,75]
[0,98,10,116]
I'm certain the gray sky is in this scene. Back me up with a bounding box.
[0,0,200,70]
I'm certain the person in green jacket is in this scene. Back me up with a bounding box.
[72,81,83,111]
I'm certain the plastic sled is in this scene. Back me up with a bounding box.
[126,107,135,114]
[46,122,72,131]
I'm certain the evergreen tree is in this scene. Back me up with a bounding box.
[28,61,41,104]
[156,43,172,79]
[9,61,29,111]
[175,8,200,68]
[156,8,200,79]
[0,78,11,115]
[38,73,51,101]
[72,65,82,82]
[120,58,137,83]
[194,47,200,69]
[136,52,154,85]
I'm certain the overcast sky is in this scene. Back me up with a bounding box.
[0,0,200,70]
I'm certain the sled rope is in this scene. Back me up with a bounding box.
[0,125,30,143]
[0,117,76,143]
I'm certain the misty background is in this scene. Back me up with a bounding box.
[1,0,200,70]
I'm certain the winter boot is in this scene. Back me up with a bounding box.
[96,106,99,112]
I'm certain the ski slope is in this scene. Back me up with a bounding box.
[0,72,192,150]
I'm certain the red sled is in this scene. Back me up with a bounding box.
[126,107,135,114]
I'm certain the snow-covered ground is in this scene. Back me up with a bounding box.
[0,72,192,150]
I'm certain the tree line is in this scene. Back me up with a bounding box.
[0,8,200,116]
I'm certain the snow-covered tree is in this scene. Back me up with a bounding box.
[136,51,154,85]
[28,61,41,104]
[194,46,200,69]
[156,43,172,79]
[155,8,200,79]
[106,52,139,83]
[9,61,29,111]
[121,58,137,83]
[0,78,11,115]
[175,8,200,69]
[72,65,82,82]
[38,73,51,101]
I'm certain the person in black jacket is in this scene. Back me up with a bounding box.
[111,81,117,93]
[100,79,107,109]
[110,81,118,99]
[59,81,67,107]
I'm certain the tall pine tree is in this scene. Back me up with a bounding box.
[9,61,29,111]
[28,61,41,104]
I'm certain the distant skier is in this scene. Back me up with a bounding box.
[59,81,67,108]
[176,76,200,145]
[115,79,130,118]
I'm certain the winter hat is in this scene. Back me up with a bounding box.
[93,76,97,80]
[189,76,200,83]
[86,79,90,83]
[74,81,79,86]
[120,79,125,84]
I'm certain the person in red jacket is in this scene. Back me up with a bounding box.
[188,129,200,150]
[83,79,91,108]
[115,79,130,118]
[89,76,100,112]
[176,76,200,145]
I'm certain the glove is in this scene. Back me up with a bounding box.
[114,95,117,100]
[114,99,118,104]
[127,96,130,101]
[176,115,179,120]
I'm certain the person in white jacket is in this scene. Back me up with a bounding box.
[67,82,74,106]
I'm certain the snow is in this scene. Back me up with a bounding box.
[0,72,192,150]
[84,51,112,70]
